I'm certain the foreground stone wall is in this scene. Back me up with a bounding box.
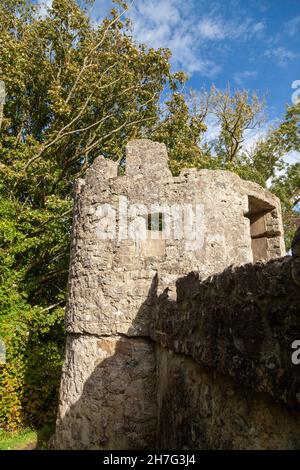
[152,253,300,449]
[156,349,300,450]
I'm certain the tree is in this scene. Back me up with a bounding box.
[153,91,211,174]
[211,86,265,164]
[0,0,185,306]
[0,0,185,430]
[266,102,300,247]
[157,85,299,249]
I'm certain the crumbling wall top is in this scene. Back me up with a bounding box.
[125,139,172,179]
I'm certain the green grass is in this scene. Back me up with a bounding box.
[0,428,37,450]
[0,424,54,450]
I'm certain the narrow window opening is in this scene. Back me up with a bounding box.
[245,196,277,262]
[147,213,164,232]
[140,213,166,257]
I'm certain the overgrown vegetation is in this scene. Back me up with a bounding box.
[0,0,299,432]
[0,428,37,450]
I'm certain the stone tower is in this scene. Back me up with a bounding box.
[52,140,285,449]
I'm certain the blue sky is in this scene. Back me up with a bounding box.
[88,0,300,122]
[38,0,299,161]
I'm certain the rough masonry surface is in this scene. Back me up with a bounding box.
[52,140,300,450]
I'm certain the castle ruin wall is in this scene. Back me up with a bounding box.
[52,140,296,450]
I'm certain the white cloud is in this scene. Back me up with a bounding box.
[197,16,265,42]
[282,150,300,166]
[243,124,270,150]
[128,1,267,78]
[252,21,265,34]
[198,18,225,40]
[203,113,220,146]
[285,15,300,37]
[234,70,257,85]
[265,46,299,67]
[129,1,222,77]
[132,0,180,26]
[36,0,53,18]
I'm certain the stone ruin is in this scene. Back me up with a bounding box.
[52,139,300,449]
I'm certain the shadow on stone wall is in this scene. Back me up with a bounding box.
[152,256,300,410]
[51,227,300,450]
[50,275,159,450]
[151,234,300,450]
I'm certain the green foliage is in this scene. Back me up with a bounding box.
[0,192,64,430]
[154,86,299,249]
[153,91,210,174]
[253,102,300,246]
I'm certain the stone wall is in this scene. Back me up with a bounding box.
[156,349,300,450]
[151,253,300,449]
[54,334,156,449]
[52,139,296,450]
[64,139,285,340]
